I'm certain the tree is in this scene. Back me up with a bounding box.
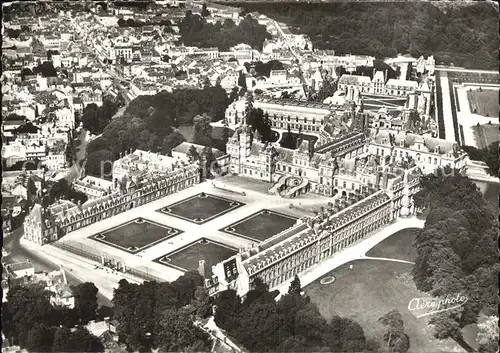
[378,309,408,353]
[329,316,367,352]
[52,327,72,352]
[288,275,302,296]
[72,282,99,324]
[213,290,242,330]
[201,3,210,17]
[187,144,200,163]
[202,146,215,179]
[238,70,247,90]
[245,91,254,122]
[190,286,212,318]
[156,308,212,352]
[66,326,105,352]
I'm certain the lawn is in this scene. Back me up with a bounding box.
[472,123,499,150]
[365,228,419,261]
[89,218,183,253]
[220,209,298,242]
[467,89,499,118]
[154,238,237,277]
[159,193,244,224]
[305,259,462,353]
[279,132,318,150]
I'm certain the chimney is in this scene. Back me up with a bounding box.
[384,70,387,82]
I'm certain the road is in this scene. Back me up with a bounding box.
[3,228,113,307]
[272,20,308,93]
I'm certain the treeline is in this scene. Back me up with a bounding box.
[462,142,499,177]
[3,282,104,352]
[179,12,271,51]
[214,276,379,352]
[413,168,498,352]
[117,18,172,27]
[112,271,212,351]
[85,86,230,177]
[236,1,498,69]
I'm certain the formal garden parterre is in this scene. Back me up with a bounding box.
[158,192,245,224]
[89,218,183,253]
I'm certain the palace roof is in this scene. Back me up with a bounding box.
[370,130,463,156]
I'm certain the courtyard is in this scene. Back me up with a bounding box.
[89,218,183,254]
[55,176,330,282]
[467,89,499,118]
[220,209,298,242]
[158,192,245,224]
[154,238,237,276]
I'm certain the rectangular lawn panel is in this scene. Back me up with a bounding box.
[158,193,245,224]
[220,209,298,242]
[154,238,237,277]
[89,218,183,254]
[305,259,462,353]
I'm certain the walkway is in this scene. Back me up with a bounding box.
[20,235,142,301]
[361,256,415,264]
[273,217,425,296]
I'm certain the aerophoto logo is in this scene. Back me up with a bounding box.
[408,293,468,318]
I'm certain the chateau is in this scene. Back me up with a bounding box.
[24,150,201,245]
[208,112,466,296]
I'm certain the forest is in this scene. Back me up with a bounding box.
[234,1,498,69]
[179,12,272,51]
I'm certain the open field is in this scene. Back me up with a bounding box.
[467,89,499,118]
[305,259,462,353]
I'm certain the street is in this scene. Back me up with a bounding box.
[3,228,113,307]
